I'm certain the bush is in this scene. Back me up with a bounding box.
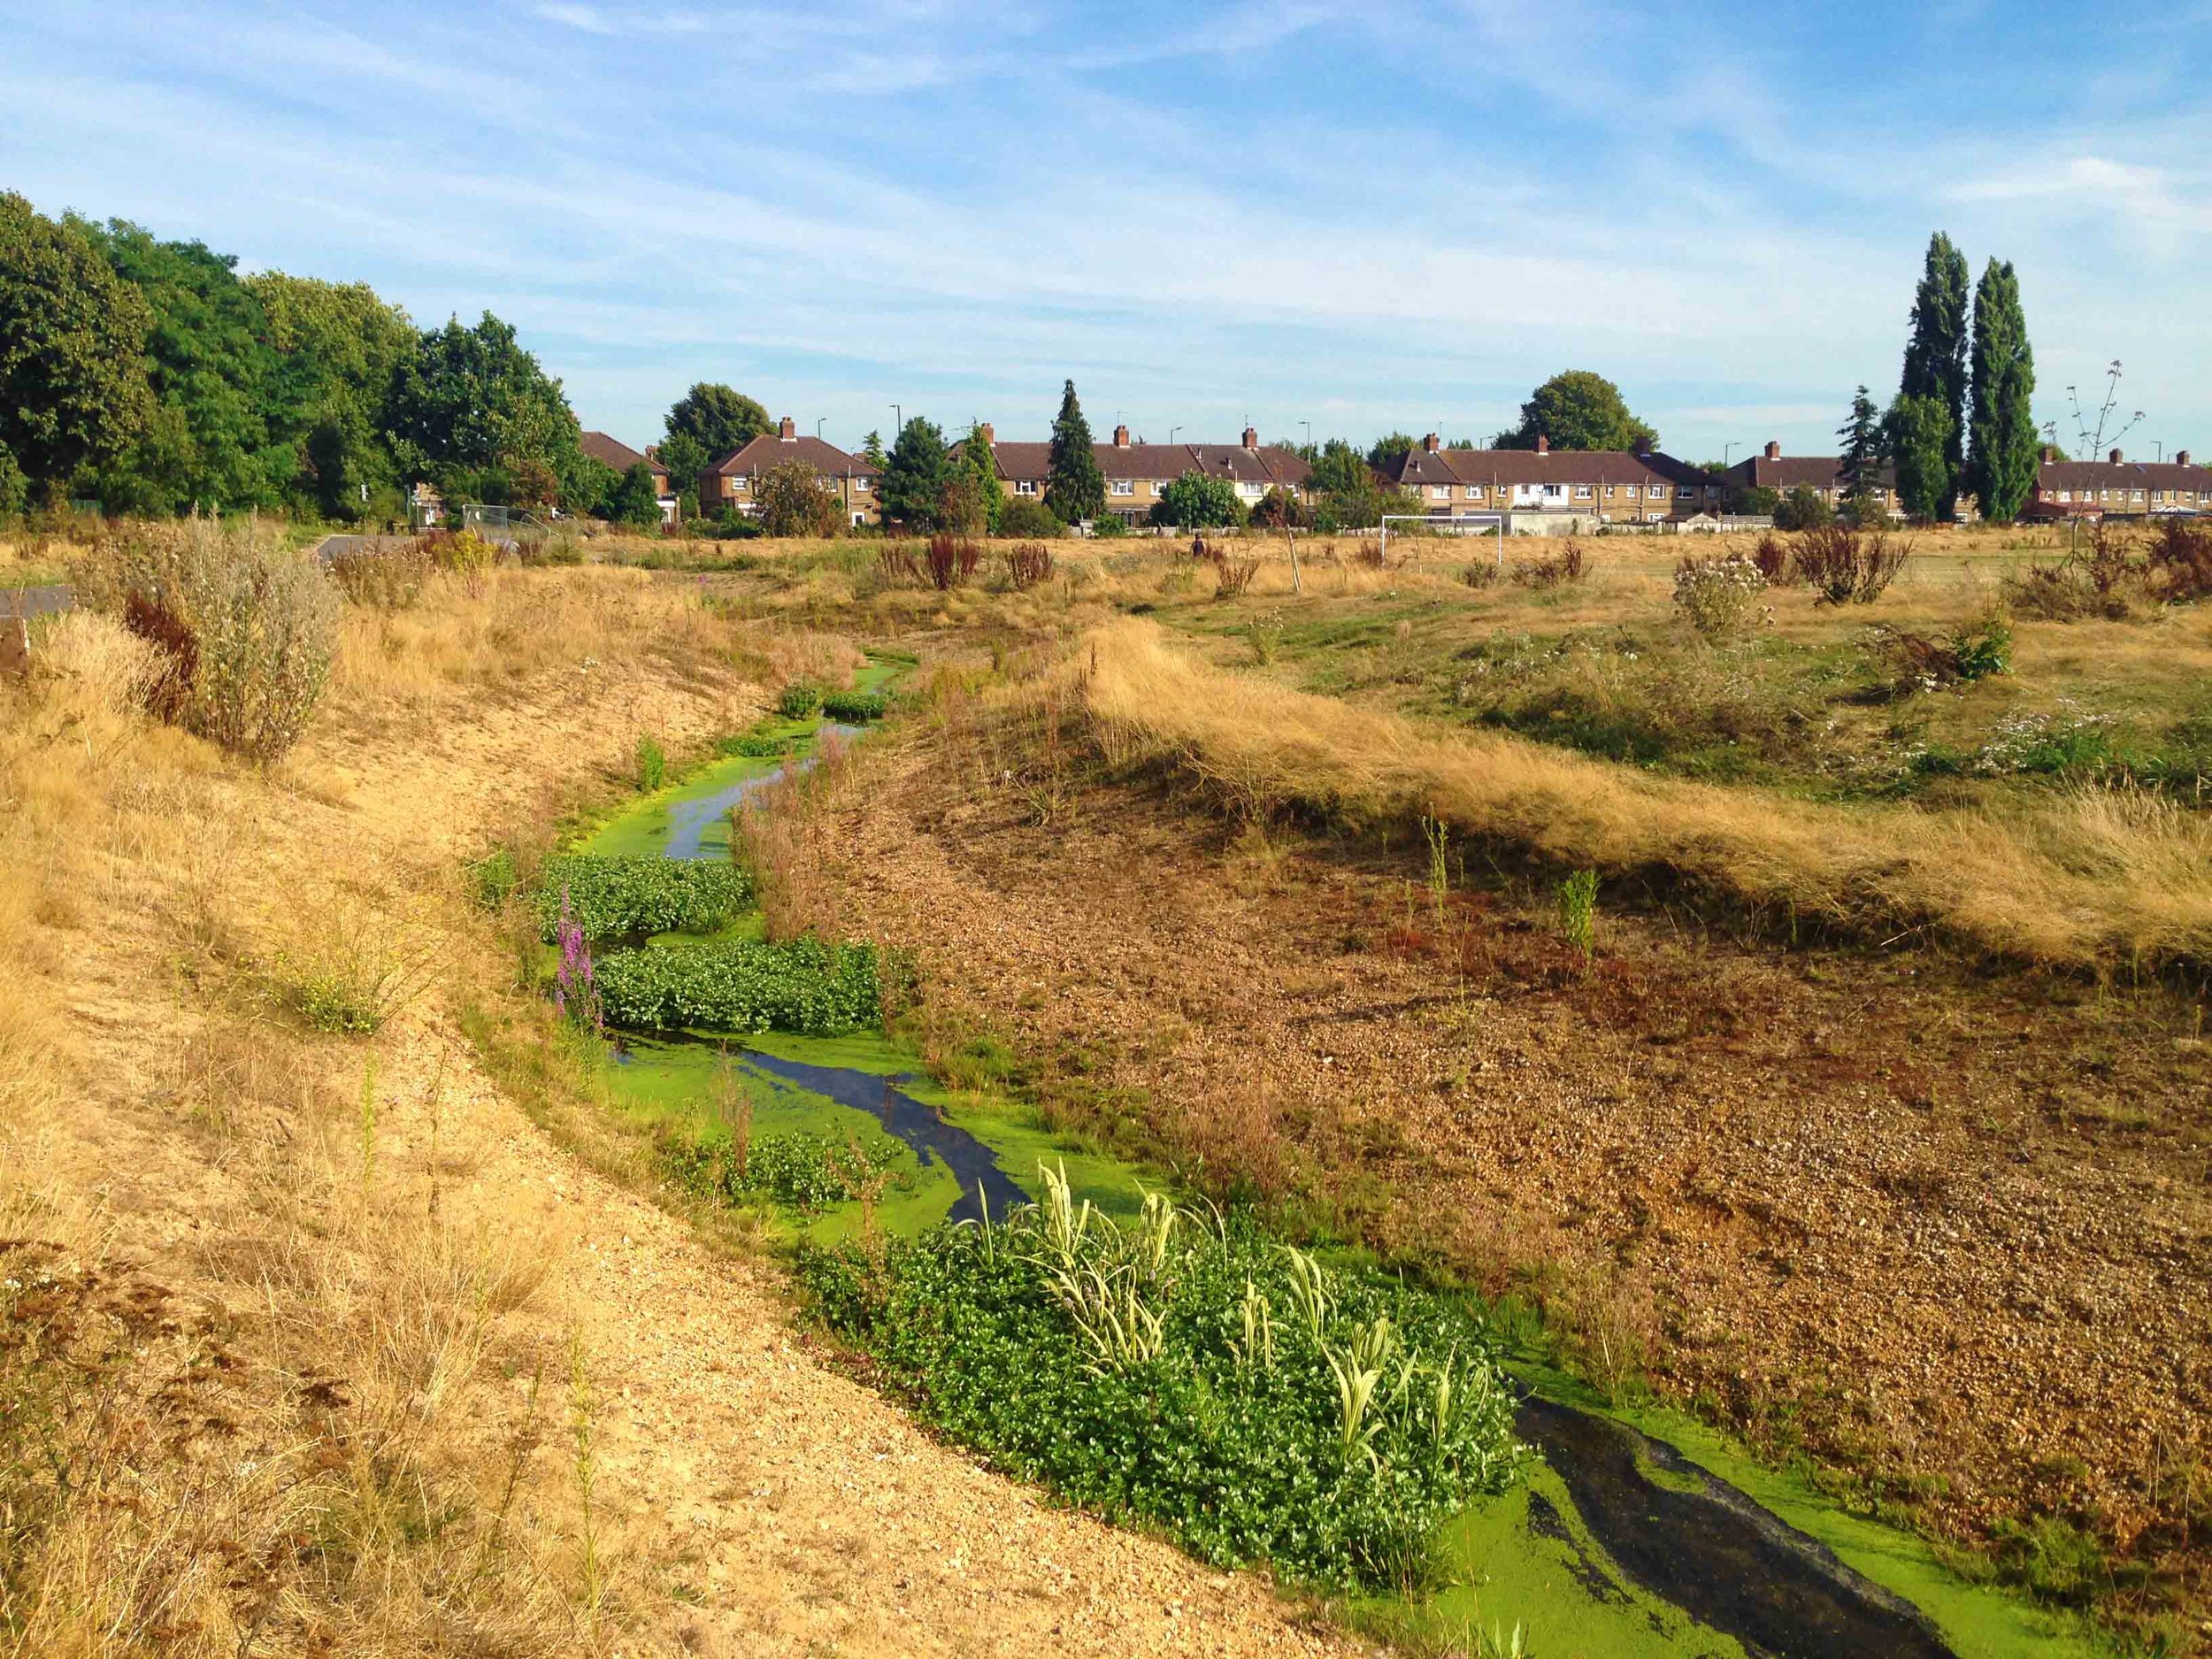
[1510,541,1586,590]
[80,518,339,763]
[1150,469,1248,530]
[1750,532,1790,584]
[1773,487,1833,532]
[718,729,800,758]
[996,495,1065,539]
[2148,515,2212,603]
[1671,553,1767,639]
[635,733,666,791]
[1005,541,1055,590]
[594,937,880,1033]
[1794,525,1910,605]
[801,1178,1523,1592]
[534,855,748,942]
[820,689,888,722]
[924,534,980,590]
[0,442,27,521]
[658,1126,902,1215]
[758,459,845,538]
[778,680,824,718]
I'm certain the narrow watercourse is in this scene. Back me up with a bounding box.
[541,680,2095,1659]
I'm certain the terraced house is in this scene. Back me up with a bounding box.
[983,424,1313,526]
[1719,441,1899,517]
[2026,447,2210,519]
[1373,434,1698,528]
[701,417,882,526]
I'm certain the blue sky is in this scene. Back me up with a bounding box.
[4,1,2208,461]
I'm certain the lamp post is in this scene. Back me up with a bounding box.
[1724,442,1737,469]
[817,419,826,441]
[890,404,902,435]
[1301,420,1311,453]
[1169,425,1181,446]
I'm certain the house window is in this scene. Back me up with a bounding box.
[1465,485,1483,499]
[1647,486,1663,498]
[1677,487,1695,499]
[1574,485,1592,500]
[2057,489,2071,502]
[1542,484,1563,500]
[1017,480,1038,495]
[854,478,871,492]
[1152,480,1169,493]
[1111,480,1134,495]
[2131,489,2146,501]
[1603,486,1615,497]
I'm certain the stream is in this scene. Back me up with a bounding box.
[575,713,2090,1659]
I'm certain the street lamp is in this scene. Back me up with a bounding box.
[1301,420,1311,453]
[1169,425,1181,446]
[816,418,826,441]
[1724,442,1737,468]
[890,403,902,434]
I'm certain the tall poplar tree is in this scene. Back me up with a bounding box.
[1045,379,1104,525]
[1966,258,2037,523]
[1892,232,1970,518]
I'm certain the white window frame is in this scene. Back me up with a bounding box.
[1016,480,1038,495]
[1465,485,1483,499]
[1574,484,1592,500]
[1110,479,1135,495]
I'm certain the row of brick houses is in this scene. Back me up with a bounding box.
[593,413,2211,532]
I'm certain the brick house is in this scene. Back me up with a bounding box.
[1721,441,1899,517]
[1374,434,1688,527]
[981,424,1312,526]
[700,417,882,527]
[580,431,676,525]
[2025,448,2209,519]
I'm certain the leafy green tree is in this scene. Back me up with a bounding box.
[1149,469,1246,529]
[1304,438,1400,529]
[1308,439,1374,497]
[1366,432,1417,467]
[606,461,663,528]
[665,383,771,462]
[1735,484,1781,517]
[385,312,583,507]
[1248,486,1305,529]
[1895,232,1970,518]
[83,219,296,512]
[0,442,26,520]
[1044,380,1104,524]
[570,457,622,519]
[859,429,887,467]
[956,419,1001,533]
[1494,371,1656,452]
[880,416,949,528]
[1886,393,1955,521]
[1837,384,1886,511]
[1967,258,2037,523]
[757,458,843,537]
[248,271,417,518]
[0,194,153,502]
[996,495,1064,538]
[655,430,709,514]
[1774,487,1832,531]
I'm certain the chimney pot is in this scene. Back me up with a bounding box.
[1423,433,1440,453]
[1242,426,1258,450]
[1535,434,1549,454]
[2178,449,2193,467]
[2040,445,2055,464]
[1764,441,1780,461]
[979,422,994,445]
[1114,424,1130,448]
[2110,448,2124,465]
[1632,434,1651,456]
[778,416,795,441]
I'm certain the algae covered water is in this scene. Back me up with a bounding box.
[565,704,2096,1659]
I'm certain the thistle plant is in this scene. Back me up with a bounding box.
[552,887,603,1034]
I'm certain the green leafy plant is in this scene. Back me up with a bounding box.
[658,1125,901,1214]
[819,689,888,723]
[718,729,798,759]
[533,856,747,943]
[593,937,879,1034]
[778,681,823,719]
[800,1177,1523,1593]
[1555,869,1598,962]
[1671,553,1768,640]
[634,733,666,792]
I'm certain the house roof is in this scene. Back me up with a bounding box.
[581,431,666,479]
[1379,447,1681,490]
[1723,455,1897,491]
[2037,459,2211,492]
[710,434,879,478]
[982,440,1310,487]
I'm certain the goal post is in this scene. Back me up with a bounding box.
[1379,513,1505,568]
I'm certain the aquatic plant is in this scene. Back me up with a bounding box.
[532,855,747,942]
[778,681,824,718]
[819,688,888,722]
[657,1124,902,1214]
[592,936,879,1035]
[634,733,666,792]
[801,1173,1523,1592]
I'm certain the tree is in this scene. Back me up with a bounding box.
[1966,258,2037,523]
[880,416,949,528]
[605,461,663,528]
[0,442,26,520]
[1774,487,1833,531]
[997,495,1064,538]
[569,456,621,518]
[248,270,416,518]
[757,458,842,537]
[1837,385,1886,511]
[1249,485,1305,529]
[384,311,583,507]
[655,430,709,515]
[956,419,1002,533]
[1894,232,1970,519]
[1149,469,1245,529]
[1044,380,1104,525]
[1735,484,1781,517]
[1494,371,1656,452]
[665,383,770,462]
[1886,393,1955,521]
[1366,432,1417,467]
[859,429,887,467]
[0,193,153,501]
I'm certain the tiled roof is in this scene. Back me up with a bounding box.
[2037,459,2210,492]
[710,434,878,478]
[1724,455,1897,491]
[581,431,664,478]
[985,441,1310,487]
[1380,448,1680,490]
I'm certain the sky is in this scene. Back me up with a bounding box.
[3,1,2208,463]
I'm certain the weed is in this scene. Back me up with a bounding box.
[1422,814,1451,933]
[779,680,824,718]
[925,534,981,591]
[567,1326,601,1634]
[634,733,666,791]
[1216,555,1263,600]
[1793,525,1911,605]
[1555,869,1598,963]
[593,936,880,1034]
[1005,541,1056,590]
[820,688,889,722]
[1751,531,1791,584]
[1671,553,1769,639]
[1512,540,1587,589]
[533,855,747,942]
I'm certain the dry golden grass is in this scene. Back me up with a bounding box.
[1071,616,2212,972]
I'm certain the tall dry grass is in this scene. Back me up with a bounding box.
[1071,617,2212,973]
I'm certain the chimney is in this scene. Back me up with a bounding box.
[2178,450,2193,467]
[1535,434,1549,454]
[1632,434,1652,457]
[1423,433,1440,453]
[979,422,995,445]
[2040,445,2055,464]
[778,415,795,441]
[1114,424,1130,449]
[2109,447,2124,465]
[1763,441,1780,461]
[1242,425,1258,449]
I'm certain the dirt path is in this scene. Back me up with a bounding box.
[50,645,1362,1656]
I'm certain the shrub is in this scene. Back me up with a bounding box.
[778,680,824,718]
[877,542,923,588]
[1005,541,1055,590]
[1461,560,1500,589]
[757,459,846,538]
[801,1179,1523,1592]
[2148,515,2212,603]
[820,689,888,723]
[1671,553,1768,639]
[1248,486,1306,530]
[1793,525,1910,605]
[1750,532,1791,584]
[1511,541,1587,589]
[718,729,800,759]
[634,733,666,791]
[924,534,980,590]
[1868,615,2012,693]
[996,495,1065,539]
[533,855,748,942]
[80,518,339,763]
[1215,554,1262,599]
[1772,487,1832,532]
[593,937,880,1033]
[1151,469,1248,530]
